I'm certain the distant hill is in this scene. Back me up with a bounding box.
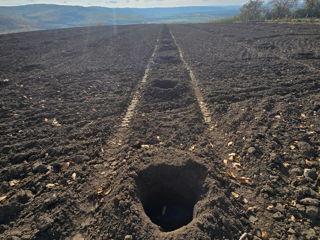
[0,4,240,34]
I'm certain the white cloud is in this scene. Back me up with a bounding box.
[0,0,248,7]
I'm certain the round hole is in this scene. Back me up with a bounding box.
[136,162,206,232]
[153,80,178,89]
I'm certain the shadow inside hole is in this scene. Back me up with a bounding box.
[153,80,178,89]
[136,162,207,232]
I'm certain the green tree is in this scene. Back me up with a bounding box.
[304,0,320,17]
[239,0,265,21]
[269,0,299,19]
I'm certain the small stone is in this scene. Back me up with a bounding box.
[300,198,319,206]
[72,173,77,180]
[305,206,319,219]
[52,118,61,127]
[248,147,256,154]
[46,183,55,188]
[249,215,258,223]
[304,169,317,180]
[288,228,295,234]
[273,211,283,220]
[9,179,20,187]
[124,235,133,240]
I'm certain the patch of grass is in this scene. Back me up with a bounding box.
[209,16,239,23]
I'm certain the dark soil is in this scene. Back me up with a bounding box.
[0,23,319,240]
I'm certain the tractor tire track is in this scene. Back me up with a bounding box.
[121,38,160,128]
[169,30,212,125]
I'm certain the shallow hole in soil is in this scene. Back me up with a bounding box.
[136,162,206,232]
[157,55,179,64]
[153,80,178,89]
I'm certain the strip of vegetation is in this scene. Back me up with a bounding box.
[237,0,319,22]
[210,16,239,23]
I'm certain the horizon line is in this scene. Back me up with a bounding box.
[0,3,242,9]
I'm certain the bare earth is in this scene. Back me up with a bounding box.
[0,23,319,240]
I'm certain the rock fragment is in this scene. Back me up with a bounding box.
[46,183,55,188]
[287,228,295,234]
[0,195,7,202]
[72,172,77,180]
[272,212,283,220]
[248,147,256,154]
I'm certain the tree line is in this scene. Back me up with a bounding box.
[238,0,320,21]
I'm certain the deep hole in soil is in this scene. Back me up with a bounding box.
[136,162,206,232]
[153,80,178,89]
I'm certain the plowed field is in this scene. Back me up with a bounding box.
[0,23,319,240]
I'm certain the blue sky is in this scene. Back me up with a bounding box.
[0,0,248,7]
